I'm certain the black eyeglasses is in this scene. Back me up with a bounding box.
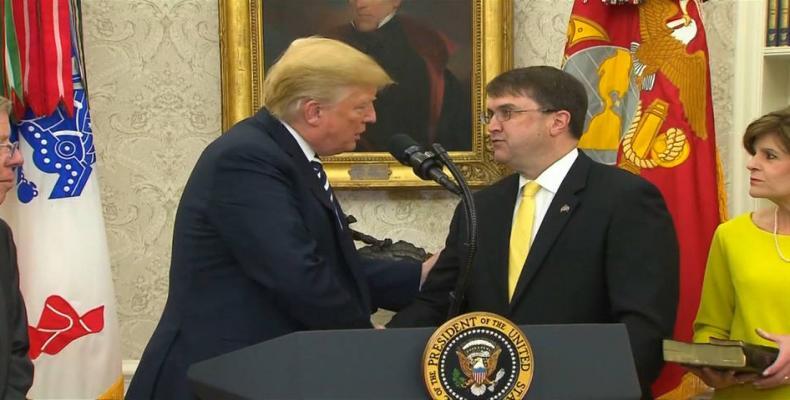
[480,108,558,124]
[0,141,19,164]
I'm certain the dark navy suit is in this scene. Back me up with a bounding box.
[389,153,679,399]
[0,219,33,400]
[127,108,420,399]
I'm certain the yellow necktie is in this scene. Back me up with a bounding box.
[508,181,541,300]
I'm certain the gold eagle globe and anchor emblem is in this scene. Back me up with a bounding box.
[564,0,708,174]
[423,312,534,400]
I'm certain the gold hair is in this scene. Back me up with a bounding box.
[262,36,393,122]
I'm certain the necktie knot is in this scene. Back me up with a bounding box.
[310,160,330,190]
[310,159,323,173]
[310,158,344,230]
[522,181,541,198]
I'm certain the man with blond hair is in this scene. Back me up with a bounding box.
[128,37,432,399]
[0,96,32,399]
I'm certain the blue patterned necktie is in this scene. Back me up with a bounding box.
[310,158,344,230]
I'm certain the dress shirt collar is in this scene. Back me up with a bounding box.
[280,119,318,162]
[518,148,579,194]
[351,12,396,30]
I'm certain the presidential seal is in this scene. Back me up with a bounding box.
[423,312,534,400]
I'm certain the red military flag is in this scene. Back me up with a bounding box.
[562,0,725,397]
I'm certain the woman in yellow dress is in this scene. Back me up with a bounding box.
[691,106,790,399]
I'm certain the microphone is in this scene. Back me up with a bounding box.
[387,134,461,195]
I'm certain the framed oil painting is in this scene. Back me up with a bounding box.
[219,0,512,189]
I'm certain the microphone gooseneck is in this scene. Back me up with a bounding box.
[432,143,477,319]
[387,134,477,319]
[387,134,461,195]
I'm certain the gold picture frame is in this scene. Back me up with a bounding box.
[219,0,512,189]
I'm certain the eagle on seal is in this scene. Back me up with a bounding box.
[456,344,502,396]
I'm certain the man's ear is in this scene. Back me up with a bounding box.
[548,110,572,137]
[303,99,322,126]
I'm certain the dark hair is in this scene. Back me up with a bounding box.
[486,66,588,139]
[743,106,790,155]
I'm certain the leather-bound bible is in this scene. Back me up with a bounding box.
[663,338,779,373]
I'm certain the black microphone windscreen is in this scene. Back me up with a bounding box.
[387,134,419,163]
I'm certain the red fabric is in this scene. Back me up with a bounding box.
[27,295,105,360]
[36,0,73,116]
[0,0,23,117]
[563,0,723,396]
[399,15,457,142]
[12,0,46,116]
[9,0,26,117]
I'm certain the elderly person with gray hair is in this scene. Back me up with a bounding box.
[0,96,32,400]
[127,37,433,400]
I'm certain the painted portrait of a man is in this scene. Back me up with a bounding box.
[262,0,473,152]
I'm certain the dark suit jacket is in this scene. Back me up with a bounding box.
[0,219,33,400]
[389,152,679,398]
[127,108,420,400]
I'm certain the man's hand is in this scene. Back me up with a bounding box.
[420,250,441,289]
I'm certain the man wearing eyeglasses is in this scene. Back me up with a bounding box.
[0,96,33,399]
[389,66,679,399]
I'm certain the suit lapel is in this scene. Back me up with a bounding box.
[254,109,335,212]
[484,175,520,308]
[509,153,591,308]
[317,177,371,311]
[331,200,372,309]
[253,109,370,309]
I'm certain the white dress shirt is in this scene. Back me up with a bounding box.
[280,120,317,163]
[512,149,579,243]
